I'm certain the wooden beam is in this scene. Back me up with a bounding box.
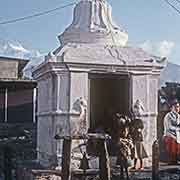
[3,146,13,180]
[152,140,159,180]
[99,139,111,180]
[61,137,72,180]
[31,169,62,176]
[33,88,37,123]
[72,169,99,176]
[4,88,8,123]
[54,133,111,140]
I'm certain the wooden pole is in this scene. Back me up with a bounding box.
[4,88,8,123]
[61,137,72,180]
[99,139,111,180]
[152,140,159,180]
[33,88,37,123]
[3,146,12,180]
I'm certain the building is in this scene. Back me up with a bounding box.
[33,0,166,168]
[0,56,37,123]
[0,56,38,180]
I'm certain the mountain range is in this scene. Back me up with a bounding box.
[0,39,44,78]
[160,62,180,86]
[0,39,179,86]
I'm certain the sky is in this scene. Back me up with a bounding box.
[0,0,180,64]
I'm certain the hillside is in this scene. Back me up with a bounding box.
[160,62,180,86]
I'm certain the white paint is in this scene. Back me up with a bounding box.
[59,0,128,46]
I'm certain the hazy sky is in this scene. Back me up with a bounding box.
[0,0,180,64]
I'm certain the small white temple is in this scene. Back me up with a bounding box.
[33,0,166,167]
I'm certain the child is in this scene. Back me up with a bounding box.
[116,126,134,180]
[130,118,148,170]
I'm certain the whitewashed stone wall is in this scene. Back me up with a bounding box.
[131,74,159,166]
[36,69,70,167]
[35,65,90,167]
[69,72,89,135]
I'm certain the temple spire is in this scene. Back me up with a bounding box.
[59,0,128,46]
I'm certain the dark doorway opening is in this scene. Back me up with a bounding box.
[89,74,130,132]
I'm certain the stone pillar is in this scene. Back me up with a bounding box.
[36,72,53,166]
[34,62,89,167]
[67,72,89,163]
[131,73,159,166]
[69,72,89,136]
[34,63,70,167]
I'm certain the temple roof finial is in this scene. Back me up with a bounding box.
[59,0,128,46]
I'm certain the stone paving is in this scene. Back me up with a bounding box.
[15,160,180,180]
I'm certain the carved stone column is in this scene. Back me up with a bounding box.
[131,73,159,166]
[33,62,70,167]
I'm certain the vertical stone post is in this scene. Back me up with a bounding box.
[62,137,72,180]
[152,140,159,180]
[99,139,111,180]
[4,88,8,123]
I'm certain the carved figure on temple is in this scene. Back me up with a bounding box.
[72,97,87,135]
[45,51,57,62]
[133,99,145,118]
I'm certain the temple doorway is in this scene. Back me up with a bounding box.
[89,74,130,132]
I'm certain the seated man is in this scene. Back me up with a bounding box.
[163,99,180,164]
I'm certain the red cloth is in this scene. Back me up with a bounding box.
[164,136,180,155]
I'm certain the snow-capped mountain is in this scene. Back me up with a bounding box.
[0,39,44,78]
[0,39,41,58]
[160,62,180,86]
